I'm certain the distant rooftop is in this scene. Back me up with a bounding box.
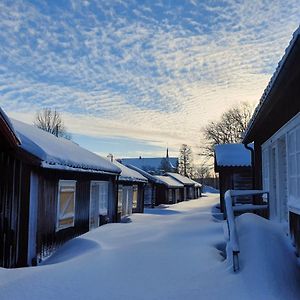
[214,143,252,168]
[119,157,178,173]
[154,175,184,188]
[112,160,147,183]
[166,172,196,186]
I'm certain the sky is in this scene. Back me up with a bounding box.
[0,0,299,161]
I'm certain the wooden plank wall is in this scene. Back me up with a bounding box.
[36,172,113,264]
[0,150,30,268]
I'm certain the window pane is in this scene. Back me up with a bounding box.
[132,185,138,209]
[57,181,76,230]
[289,154,296,176]
[99,183,108,215]
[288,132,296,153]
[118,186,123,213]
[296,128,300,152]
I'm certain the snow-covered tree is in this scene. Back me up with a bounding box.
[178,144,194,178]
[34,108,71,139]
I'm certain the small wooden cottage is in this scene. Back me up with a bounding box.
[0,109,121,268]
[191,179,202,198]
[166,173,197,201]
[154,175,184,205]
[214,144,253,213]
[242,27,300,252]
[124,164,159,208]
[112,160,147,218]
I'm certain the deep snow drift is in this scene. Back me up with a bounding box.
[0,193,300,300]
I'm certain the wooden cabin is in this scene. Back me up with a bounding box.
[124,165,187,206]
[124,164,159,208]
[154,175,184,205]
[191,179,202,198]
[242,27,300,253]
[112,160,147,219]
[166,173,197,201]
[0,109,121,268]
[214,144,253,213]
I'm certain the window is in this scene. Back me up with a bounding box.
[57,180,76,231]
[132,185,138,209]
[168,189,173,203]
[118,185,123,213]
[287,127,300,200]
[262,147,270,194]
[99,182,109,215]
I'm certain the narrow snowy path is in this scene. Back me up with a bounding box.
[1,193,300,299]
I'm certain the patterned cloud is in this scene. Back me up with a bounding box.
[0,0,299,156]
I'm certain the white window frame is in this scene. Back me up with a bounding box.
[262,112,300,220]
[132,185,138,209]
[90,181,109,216]
[56,180,76,231]
[89,181,100,230]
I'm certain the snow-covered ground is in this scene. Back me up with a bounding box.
[1,193,300,299]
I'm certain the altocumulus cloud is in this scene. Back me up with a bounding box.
[0,0,299,155]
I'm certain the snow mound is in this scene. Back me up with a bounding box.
[234,213,300,299]
[43,238,101,265]
[203,185,219,194]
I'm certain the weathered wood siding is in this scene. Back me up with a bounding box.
[35,171,117,264]
[218,168,253,213]
[0,150,31,268]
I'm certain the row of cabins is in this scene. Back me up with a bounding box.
[0,108,202,268]
[215,27,300,258]
[124,164,202,207]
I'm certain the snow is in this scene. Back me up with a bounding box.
[166,172,196,185]
[112,160,148,183]
[154,175,184,188]
[214,143,252,167]
[11,119,121,175]
[191,179,202,187]
[288,196,300,214]
[202,185,219,193]
[1,194,300,299]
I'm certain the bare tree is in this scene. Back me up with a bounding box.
[201,102,253,158]
[178,144,194,178]
[34,108,71,139]
[194,162,211,180]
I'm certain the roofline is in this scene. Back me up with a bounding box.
[243,26,300,143]
[41,161,121,175]
[0,108,21,147]
[118,176,148,183]
[166,173,195,185]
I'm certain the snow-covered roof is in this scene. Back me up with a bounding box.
[0,108,21,146]
[166,173,195,185]
[154,175,184,188]
[120,157,178,172]
[244,26,300,142]
[124,164,164,184]
[214,143,252,168]
[12,119,121,175]
[190,179,202,188]
[112,160,147,183]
